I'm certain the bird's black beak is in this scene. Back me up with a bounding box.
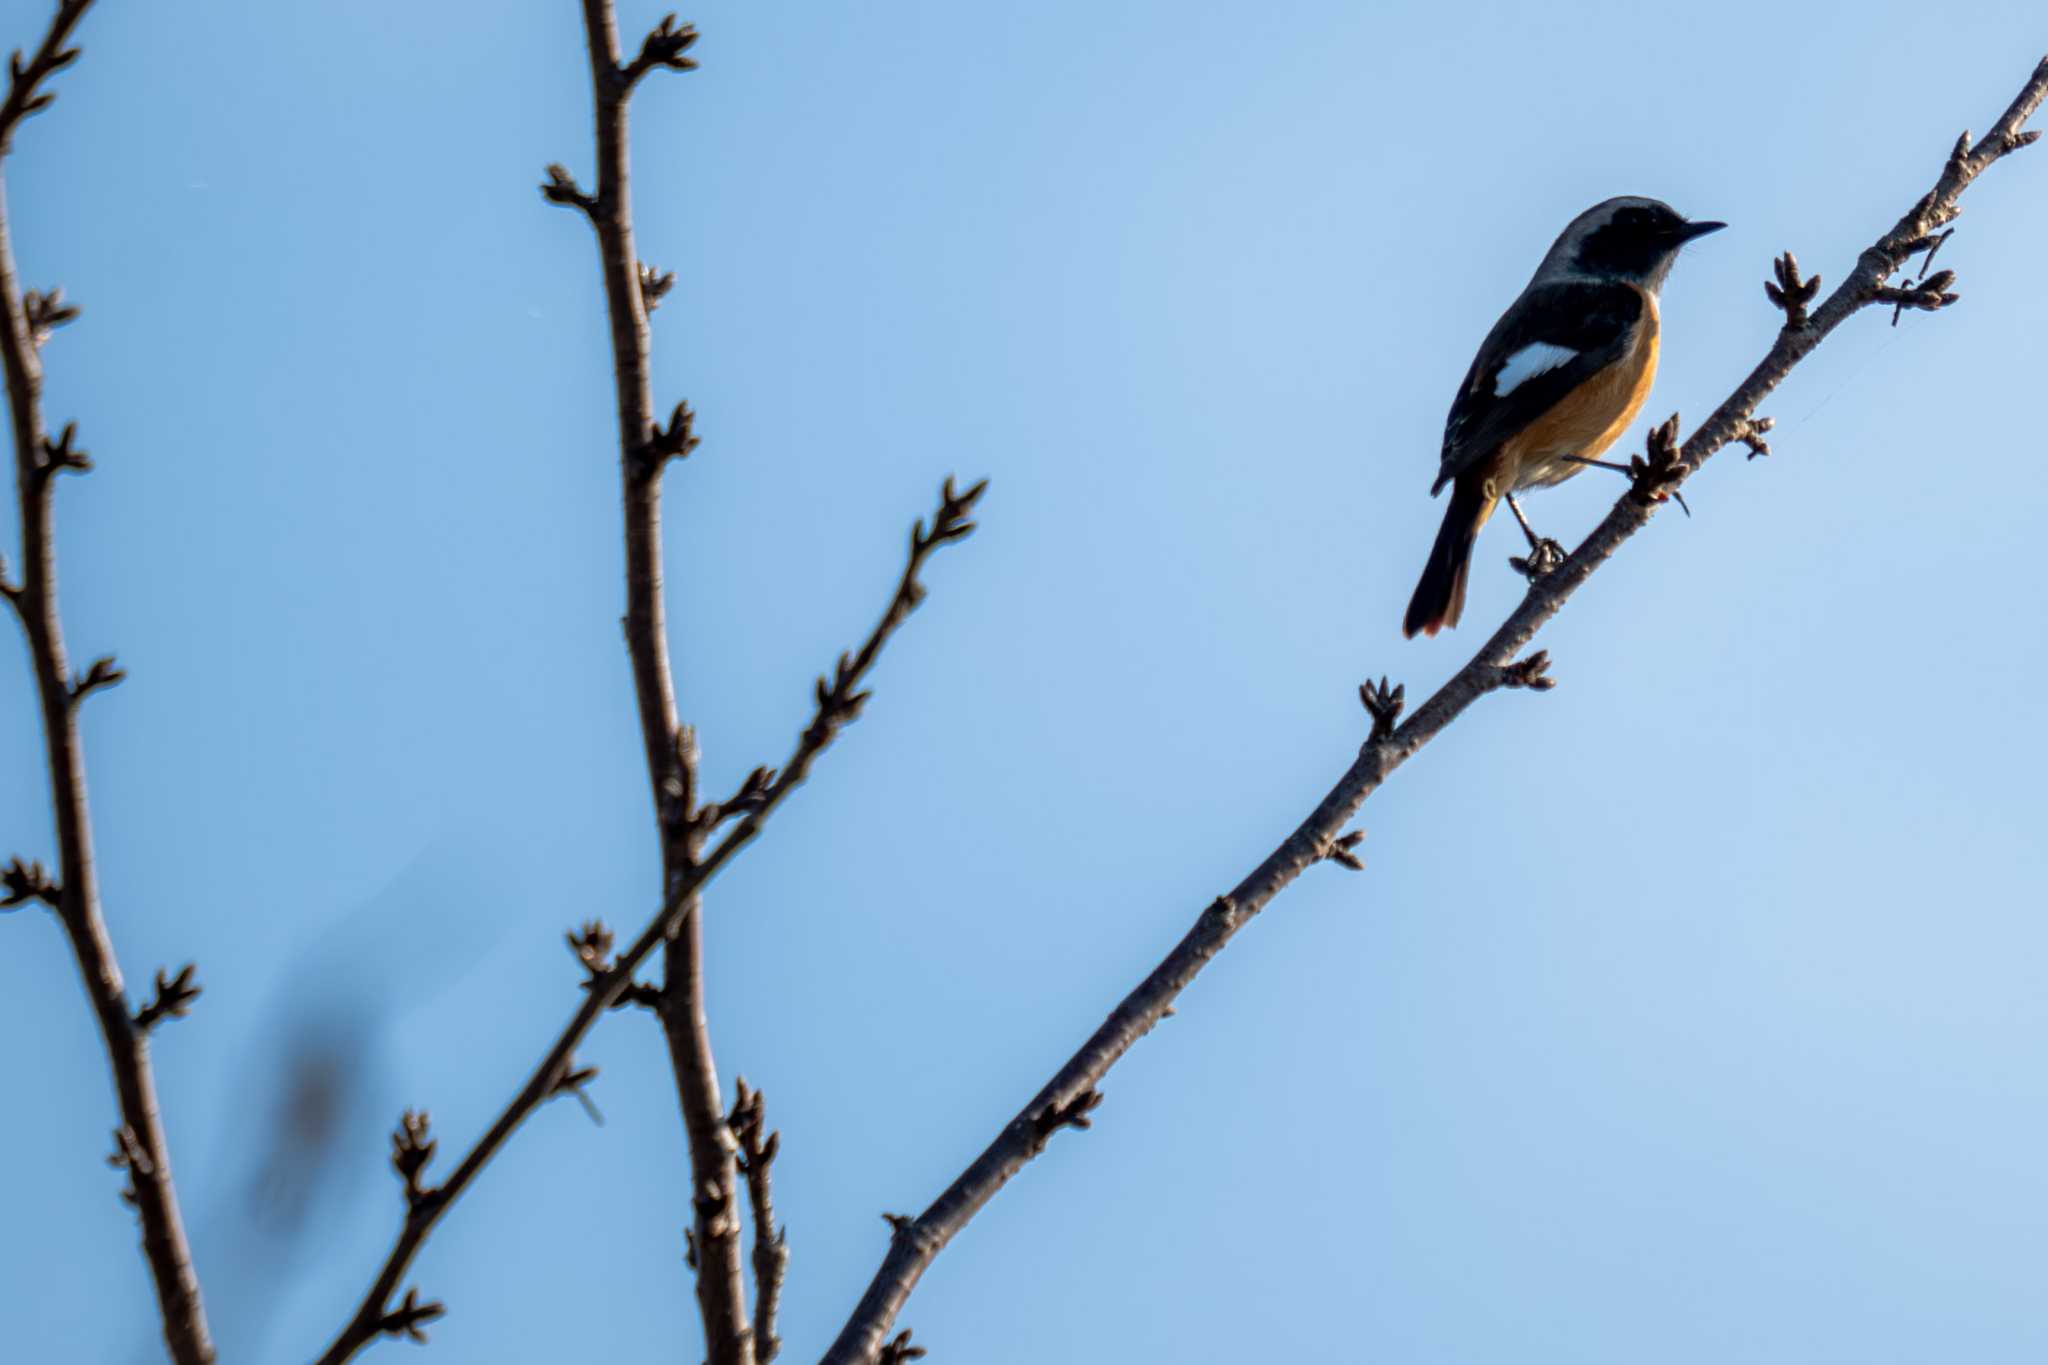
[1674,219,1726,242]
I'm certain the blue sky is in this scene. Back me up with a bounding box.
[4,2,2047,1361]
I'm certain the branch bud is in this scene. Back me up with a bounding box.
[134,964,202,1032]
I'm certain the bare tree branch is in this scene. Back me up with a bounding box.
[0,4,215,1361]
[548,2,759,1357]
[309,472,983,1365]
[820,52,2048,1364]
[308,23,988,1355]
[730,1078,790,1364]
[556,3,990,1356]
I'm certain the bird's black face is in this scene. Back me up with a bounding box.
[1574,200,1725,285]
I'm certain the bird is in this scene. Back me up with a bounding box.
[1402,196,1723,638]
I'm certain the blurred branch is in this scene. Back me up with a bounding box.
[820,52,2048,1363]
[309,472,983,1365]
[0,4,215,1362]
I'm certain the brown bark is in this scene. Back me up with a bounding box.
[0,3,215,1362]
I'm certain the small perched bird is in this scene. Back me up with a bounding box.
[1402,197,1723,638]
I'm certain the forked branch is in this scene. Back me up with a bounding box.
[311,475,984,1365]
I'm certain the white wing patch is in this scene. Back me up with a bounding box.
[1492,342,1578,397]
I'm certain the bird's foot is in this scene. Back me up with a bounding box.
[1508,538,1566,580]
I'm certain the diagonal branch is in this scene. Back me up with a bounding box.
[0,4,214,1362]
[819,51,2048,1364]
[309,474,983,1365]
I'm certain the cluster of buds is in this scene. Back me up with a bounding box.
[1627,415,1689,509]
[1358,676,1405,742]
[133,965,202,1033]
[1,856,57,909]
[1027,1088,1104,1156]
[1499,650,1557,692]
[624,14,699,85]
[1764,251,1821,328]
[390,1109,436,1207]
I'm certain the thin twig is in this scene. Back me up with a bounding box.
[0,4,214,1361]
[820,52,2048,1364]
[309,474,983,1365]
[0,1,90,152]
[729,1078,790,1363]
[132,964,202,1033]
[1,854,59,908]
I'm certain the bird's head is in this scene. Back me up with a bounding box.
[1537,196,1724,292]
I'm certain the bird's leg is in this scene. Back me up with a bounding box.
[1560,453,1691,517]
[1558,454,1632,476]
[1504,492,1566,579]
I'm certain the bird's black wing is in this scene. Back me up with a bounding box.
[1432,281,1644,493]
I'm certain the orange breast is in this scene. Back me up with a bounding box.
[1500,292,1659,490]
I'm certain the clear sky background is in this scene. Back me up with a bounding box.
[4,2,2047,1361]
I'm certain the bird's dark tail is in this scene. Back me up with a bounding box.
[1403,476,1494,638]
